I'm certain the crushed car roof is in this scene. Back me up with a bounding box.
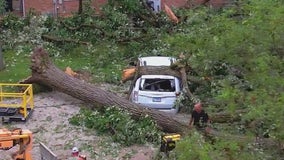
[138,56,176,66]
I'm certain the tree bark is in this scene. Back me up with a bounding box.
[210,110,246,123]
[139,66,181,78]
[180,67,196,100]
[78,0,83,14]
[187,75,208,85]
[24,47,189,134]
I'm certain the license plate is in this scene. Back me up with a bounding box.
[152,97,161,102]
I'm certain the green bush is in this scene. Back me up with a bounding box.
[0,0,6,15]
[174,131,274,160]
[69,106,161,146]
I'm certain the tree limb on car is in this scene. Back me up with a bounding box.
[21,47,189,134]
[20,48,284,153]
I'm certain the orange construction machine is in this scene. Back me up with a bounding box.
[0,128,33,160]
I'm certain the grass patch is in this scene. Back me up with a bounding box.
[0,50,30,83]
[0,44,126,84]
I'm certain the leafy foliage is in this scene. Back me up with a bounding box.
[164,0,284,140]
[107,0,142,14]
[0,0,6,15]
[69,106,161,146]
[0,0,284,159]
[174,131,273,160]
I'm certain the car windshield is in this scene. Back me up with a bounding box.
[140,78,175,92]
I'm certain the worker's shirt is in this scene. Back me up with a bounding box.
[191,110,209,127]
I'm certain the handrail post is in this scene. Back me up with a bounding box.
[22,93,27,118]
[29,84,34,109]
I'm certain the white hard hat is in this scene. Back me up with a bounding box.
[72,147,79,153]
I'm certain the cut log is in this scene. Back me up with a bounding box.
[23,47,189,134]
[210,110,246,123]
[187,75,208,85]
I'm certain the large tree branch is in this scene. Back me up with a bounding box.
[24,47,189,134]
[21,47,284,153]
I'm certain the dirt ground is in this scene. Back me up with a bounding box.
[0,91,161,160]
[0,79,191,160]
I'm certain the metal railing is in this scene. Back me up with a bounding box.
[0,83,34,118]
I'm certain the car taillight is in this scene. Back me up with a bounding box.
[175,92,180,96]
[133,91,138,101]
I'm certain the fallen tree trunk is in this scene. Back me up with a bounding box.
[22,48,284,153]
[23,47,189,134]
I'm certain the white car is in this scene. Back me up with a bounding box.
[129,56,181,114]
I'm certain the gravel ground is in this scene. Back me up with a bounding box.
[0,91,158,160]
